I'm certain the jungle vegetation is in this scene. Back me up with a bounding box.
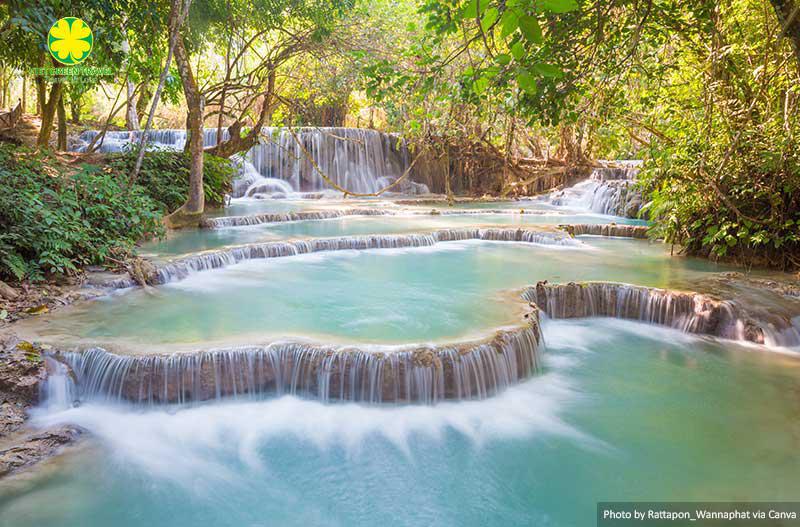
[0,0,798,276]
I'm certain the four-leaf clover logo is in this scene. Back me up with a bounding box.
[47,17,93,65]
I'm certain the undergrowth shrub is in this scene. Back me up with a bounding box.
[640,124,800,270]
[107,149,235,211]
[0,144,163,281]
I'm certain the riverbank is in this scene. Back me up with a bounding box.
[0,338,83,478]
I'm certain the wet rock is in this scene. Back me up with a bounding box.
[411,348,435,367]
[0,426,83,477]
[0,281,19,300]
[0,339,46,437]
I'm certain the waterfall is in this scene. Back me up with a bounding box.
[49,324,541,405]
[203,208,394,228]
[245,127,423,196]
[148,229,580,285]
[74,127,429,196]
[542,162,644,218]
[231,158,295,199]
[74,128,226,154]
[559,224,649,239]
[204,208,544,229]
[524,281,800,347]
[40,356,78,411]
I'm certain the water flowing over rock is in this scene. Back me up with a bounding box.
[202,208,395,228]
[524,281,800,346]
[49,323,541,405]
[40,356,78,411]
[542,163,644,218]
[203,207,550,229]
[559,224,649,239]
[0,341,82,479]
[246,128,415,195]
[150,229,580,285]
[74,128,221,154]
[75,128,429,196]
[0,340,46,436]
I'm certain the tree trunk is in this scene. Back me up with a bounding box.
[56,92,67,150]
[770,0,800,67]
[166,34,205,228]
[21,75,26,113]
[70,99,81,124]
[131,0,190,184]
[36,82,63,147]
[136,82,152,122]
[0,67,6,109]
[34,76,45,116]
[125,79,140,130]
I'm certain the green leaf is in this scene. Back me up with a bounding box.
[473,76,490,95]
[499,10,519,38]
[533,62,563,77]
[481,7,499,31]
[495,53,512,65]
[462,0,489,19]
[511,42,526,60]
[518,15,542,44]
[516,71,537,94]
[539,0,580,13]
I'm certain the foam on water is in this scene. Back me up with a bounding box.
[30,368,591,486]
[9,319,800,527]
[538,165,644,218]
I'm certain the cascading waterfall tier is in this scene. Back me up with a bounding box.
[246,127,424,196]
[202,208,395,228]
[543,163,644,218]
[203,207,551,229]
[524,281,800,347]
[559,224,649,239]
[74,128,226,153]
[146,229,580,286]
[75,127,429,196]
[47,321,541,405]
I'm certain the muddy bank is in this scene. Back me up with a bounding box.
[0,274,119,327]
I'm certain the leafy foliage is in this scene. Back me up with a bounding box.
[0,144,163,281]
[107,150,235,211]
[634,0,800,269]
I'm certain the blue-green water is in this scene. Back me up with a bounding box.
[143,209,645,258]
[20,238,735,351]
[3,319,800,526]
[3,193,800,527]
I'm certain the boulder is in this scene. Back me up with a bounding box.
[0,281,18,301]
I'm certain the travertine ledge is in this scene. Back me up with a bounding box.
[524,281,799,346]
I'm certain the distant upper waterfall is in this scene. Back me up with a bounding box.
[541,162,644,218]
[74,127,428,196]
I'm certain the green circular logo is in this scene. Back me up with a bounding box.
[47,17,93,65]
